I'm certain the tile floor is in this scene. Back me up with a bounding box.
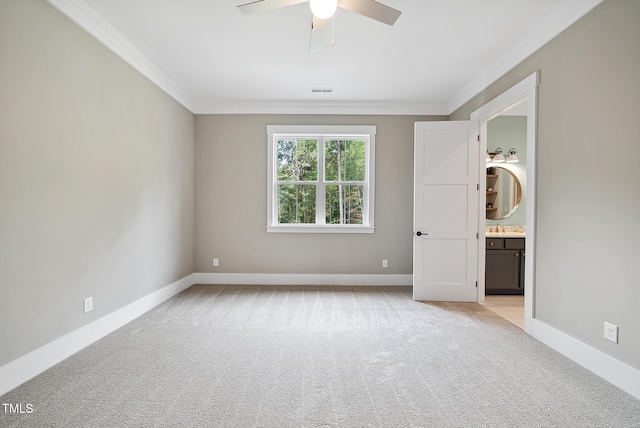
[480,295,524,329]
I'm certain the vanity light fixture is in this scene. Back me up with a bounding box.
[506,148,519,163]
[487,147,519,163]
[492,147,506,163]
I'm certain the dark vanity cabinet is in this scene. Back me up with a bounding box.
[486,237,525,295]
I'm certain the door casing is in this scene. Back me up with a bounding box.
[471,71,539,335]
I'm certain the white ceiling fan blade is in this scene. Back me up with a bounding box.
[337,0,401,25]
[309,15,328,53]
[238,0,308,15]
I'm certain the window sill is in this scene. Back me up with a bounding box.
[266,225,375,234]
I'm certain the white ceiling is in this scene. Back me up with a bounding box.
[50,0,602,114]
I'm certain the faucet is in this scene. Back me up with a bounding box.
[497,223,505,233]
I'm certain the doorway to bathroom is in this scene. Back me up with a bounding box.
[471,71,539,334]
[481,103,527,328]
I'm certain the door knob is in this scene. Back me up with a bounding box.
[416,231,427,236]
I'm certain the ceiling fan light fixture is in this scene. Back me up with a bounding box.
[309,0,338,19]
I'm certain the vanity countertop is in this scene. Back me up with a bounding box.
[485,232,526,238]
[485,226,526,238]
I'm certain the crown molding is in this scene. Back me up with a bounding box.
[46,0,197,112]
[45,0,446,116]
[447,0,604,114]
[48,0,603,117]
[192,100,449,116]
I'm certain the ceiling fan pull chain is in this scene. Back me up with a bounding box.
[332,14,335,47]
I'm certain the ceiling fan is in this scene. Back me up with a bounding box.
[237,0,401,53]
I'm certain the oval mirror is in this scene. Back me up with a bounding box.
[486,166,522,220]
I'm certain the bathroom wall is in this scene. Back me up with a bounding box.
[486,115,527,226]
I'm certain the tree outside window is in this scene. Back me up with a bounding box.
[267,126,375,233]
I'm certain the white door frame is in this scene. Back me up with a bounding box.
[471,71,539,335]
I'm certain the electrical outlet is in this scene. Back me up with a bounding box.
[382,259,388,268]
[604,322,618,344]
[83,297,93,314]
[213,258,219,267]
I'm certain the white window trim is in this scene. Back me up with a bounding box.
[266,125,376,233]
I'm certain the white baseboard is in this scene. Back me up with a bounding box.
[0,273,407,396]
[531,319,640,400]
[194,272,413,286]
[0,274,196,397]
[5,275,637,404]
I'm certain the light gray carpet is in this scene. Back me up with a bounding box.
[1,285,639,427]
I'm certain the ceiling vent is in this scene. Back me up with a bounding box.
[311,88,333,93]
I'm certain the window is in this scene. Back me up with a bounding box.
[267,125,375,233]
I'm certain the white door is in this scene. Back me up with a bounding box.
[413,121,480,301]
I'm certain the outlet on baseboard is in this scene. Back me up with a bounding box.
[83,297,93,314]
[604,321,618,344]
[213,258,219,267]
[382,259,388,268]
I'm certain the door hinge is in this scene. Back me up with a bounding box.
[477,183,479,191]
[476,232,479,239]
[475,281,478,288]
[477,135,480,142]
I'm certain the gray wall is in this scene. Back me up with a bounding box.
[3,0,638,380]
[195,115,444,275]
[486,116,527,226]
[451,0,640,369]
[0,0,195,366]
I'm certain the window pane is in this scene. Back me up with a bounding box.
[278,185,316,224]
[325,139,365,181]
[325,185,363,225]
[277,139,317,181]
